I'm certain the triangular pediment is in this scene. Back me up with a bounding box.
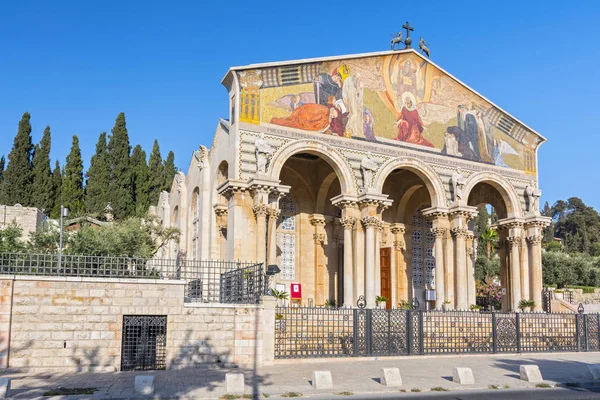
[227,49,543,174]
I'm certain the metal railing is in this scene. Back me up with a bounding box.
[0,252,265,304]
[275,307,600,359]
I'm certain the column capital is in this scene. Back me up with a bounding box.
[309,214,327,227]
[331,194,360,210]
[313,233,326,244]
[252,204,268,218]
[523,215,552,229]
[340,216,356,229]
[217,179,248,200]
[214,203,228,218]
[448,205,478,221]
[357,192,392,213]
[390,223,406,235]
[527,235,543,244]
[393,240,406,251]
[361,216,380,228]
[422,206,449,220]
[507,235,522,246]
[267,208,281,220]
[432,227,447,239]
[451,227,469,238]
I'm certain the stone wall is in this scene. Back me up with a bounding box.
[0,205,45,242]
[0,276,268,372]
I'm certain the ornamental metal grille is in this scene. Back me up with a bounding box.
[274,307,600,359]
[0,253,265,305]
[411,205,434,288]
[121,315,167,371]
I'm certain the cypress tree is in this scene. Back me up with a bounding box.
[0,155,5,183]
[162,150,177,191]
[147,140,164,206]
[62,135,84,215]
[107,112,133,219]
[50,161,63,218]
[2,112,33,205]
[85,132,111,215]
[31,126,54,213]
[131,145,149,216]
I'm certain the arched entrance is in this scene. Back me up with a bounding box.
[274,151,346,307]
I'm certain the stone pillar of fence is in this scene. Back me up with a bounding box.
[262,296,277,364]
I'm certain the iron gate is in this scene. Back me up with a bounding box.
[121,315,167,371]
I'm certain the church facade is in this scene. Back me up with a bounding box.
[154,49,550,311]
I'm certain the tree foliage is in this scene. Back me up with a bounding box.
[0,222,27,253]
[31,126,54,213]
[1,112,33,205]
[544,197,600,256]
[61,135,85,215]
[107,112,133,219]
[542,251,600,288]
[50,161,63,218]
[131,145,149,216]
[85,132,110,215]
[0,155,5,183]
[162,150,177,191]
[147,140,164,206]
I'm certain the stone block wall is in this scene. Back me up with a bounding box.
[0,205,45,242]
[0,276,265,372]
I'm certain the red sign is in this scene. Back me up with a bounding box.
[290,283,302,299]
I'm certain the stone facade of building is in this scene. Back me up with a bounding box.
[0,205,45,242]
[154,49,551,312]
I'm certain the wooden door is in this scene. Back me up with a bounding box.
[380,247,392,309]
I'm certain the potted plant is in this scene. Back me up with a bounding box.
[442,300,451,311]
[324,299,336,308]
[518,299,535,312]
[469,304,482,311]
[375,295,388,308]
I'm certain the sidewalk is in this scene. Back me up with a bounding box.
[2,352,600,399]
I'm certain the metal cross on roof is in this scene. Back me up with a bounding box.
[402,21,414,48]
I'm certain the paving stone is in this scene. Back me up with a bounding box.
[311,370,332,389]
[520,365,543,383]
[453,367,475,384]
[134,375,154,395]
[0,379,9,399]
[380,368,402,387]
[225,373,245,393]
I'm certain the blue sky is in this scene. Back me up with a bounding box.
[1,1,599,210]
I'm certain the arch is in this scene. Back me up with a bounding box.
[268,140,356,195]
[395,184,424,222]
[462,171,521,219]
[315,171,339,214]
[373,156,446,209]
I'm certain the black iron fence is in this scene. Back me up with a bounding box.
[274,307,600,359]
[542,287,575,312]
[0,252,265,304]
[475,296,502,311]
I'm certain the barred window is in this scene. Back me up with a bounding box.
[279,195,297,281]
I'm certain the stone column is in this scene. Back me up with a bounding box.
[449,207,477,310]
[375,221,382,297]
[520,236,530,301]
[508,235,522,311]
[340,217,356,307]
[528,235,543,312]
[391,224,407,304]
[452,227,469,310]
[432,227,446,309]
[310,214,327,305]
[253,204,268,265]
[466,232,476,307]
[362,216,379,308]
[267,208,281,268]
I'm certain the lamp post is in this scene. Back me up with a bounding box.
[58,205,69,270]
